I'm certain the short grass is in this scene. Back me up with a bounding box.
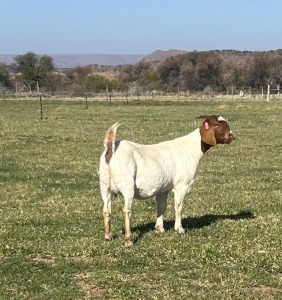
[0,99,281,299]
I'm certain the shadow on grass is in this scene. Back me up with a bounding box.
[131,210,255,243]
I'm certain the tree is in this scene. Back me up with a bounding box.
[38,56,55,79]
[137,70,162,91]
[157,56,182,88]
[13,52,55,92]
[0,64,13,89]
[119,62,151,86]
[249,53,282,88]
[86,74,127,92]
[180,51,223,91]
[119,64,136,84]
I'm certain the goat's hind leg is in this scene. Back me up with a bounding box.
[123,194,134,247]
[101,186,112,241]
[100,161,113,241]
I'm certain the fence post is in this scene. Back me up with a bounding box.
[85,93,88,110]
[16,82,18,99]
[267,84,270,102]
[177,84,180,101]
[109,93,112,106]
[231,85,234,100]
[39,92,43,120]
[106,85,109,104]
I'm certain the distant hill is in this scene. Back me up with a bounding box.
[0,54,147,68]
[1,49,281,69]
[141,49,188,62]
[0,51,187,68]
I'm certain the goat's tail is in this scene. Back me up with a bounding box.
[104,123,120,163]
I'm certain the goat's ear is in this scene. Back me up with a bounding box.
[200,120,216,145]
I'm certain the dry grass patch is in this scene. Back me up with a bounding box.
[75,272,107,299]
[31,255,56,265]
[245,285,281,299]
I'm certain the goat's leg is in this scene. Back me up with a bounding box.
[100,164,113,241]
[173,187,189,233]
[155,192,169,232]
[123,194,134,247]
[101,184,112,241]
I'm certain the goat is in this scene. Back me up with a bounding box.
[99,115,235,246]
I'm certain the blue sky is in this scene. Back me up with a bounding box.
[1,0,282,54]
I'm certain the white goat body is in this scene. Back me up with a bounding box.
[108,130,202,199]
[99,116,235,246]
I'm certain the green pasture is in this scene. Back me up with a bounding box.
[0,99,281,299]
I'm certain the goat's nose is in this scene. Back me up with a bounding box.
[229,132,236,140]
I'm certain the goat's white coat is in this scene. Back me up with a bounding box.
[99,127,204,238]
[99,117,234,246]
[102,129,203,199]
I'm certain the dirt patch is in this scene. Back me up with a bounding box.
[191,279,213,288]
[236,103,247,109]
[218,104,230,109]
[70,254,92,262]
[32,256,55,265]
[75,272,107,299]
[245,285,280,298]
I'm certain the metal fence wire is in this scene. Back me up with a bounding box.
[1,84,281,101]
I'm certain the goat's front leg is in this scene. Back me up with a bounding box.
[173,186,189,233]
[155,192,169,232]
[123,194,134,247]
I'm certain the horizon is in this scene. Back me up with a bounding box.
[1,49,281,68]
[1,47,282,56]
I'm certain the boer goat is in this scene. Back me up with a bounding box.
[99,115,235,246]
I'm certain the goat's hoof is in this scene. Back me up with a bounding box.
[105,234,112,241]
[175,227,185,234]
[155,225,165,233]
[124,239,133,247]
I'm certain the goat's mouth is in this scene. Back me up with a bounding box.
[231,133,236,140]
[226,134,236,143]
[221,133,236,144]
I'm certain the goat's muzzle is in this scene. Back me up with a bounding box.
[227,132,236,143]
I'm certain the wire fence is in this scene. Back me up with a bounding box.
[1,85,281,102]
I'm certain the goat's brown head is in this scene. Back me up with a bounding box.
[199,115,235,147]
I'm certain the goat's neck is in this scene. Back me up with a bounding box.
[201,141,213,153]
[179,129,205,162]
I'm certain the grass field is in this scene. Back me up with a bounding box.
[0,99,281,299]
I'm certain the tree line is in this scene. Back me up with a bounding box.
[1,50,282,95]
